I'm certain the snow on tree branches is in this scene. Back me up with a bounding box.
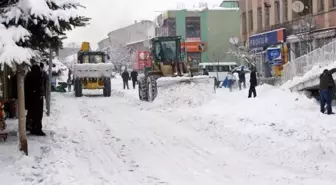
[0,0,90,67]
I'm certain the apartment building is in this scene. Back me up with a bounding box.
[239,0,336,76]
[154,5,240,66]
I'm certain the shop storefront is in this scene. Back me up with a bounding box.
[181,41,206,68]
[249,28,288,77]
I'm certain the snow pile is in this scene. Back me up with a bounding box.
[282,61,336,89]
[154,77,215,108]
[178,85,336,182]
[62,54,77,69]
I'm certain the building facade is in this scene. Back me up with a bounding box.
[106,20,155,49]
[240,0,336,76]
[97,38,111,51]
[155,6,240,66]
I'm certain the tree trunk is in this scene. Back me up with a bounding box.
[17,64,28,155]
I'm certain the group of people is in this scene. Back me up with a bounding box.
[25,63,48,136]
[121,69,138,89]
[204,66,257,98]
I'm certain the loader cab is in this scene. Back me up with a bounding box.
[77,51,106,64]
[150,36,182,65]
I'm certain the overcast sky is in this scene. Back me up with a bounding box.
[64,0,220,49]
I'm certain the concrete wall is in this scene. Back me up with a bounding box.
[206,9,241,62]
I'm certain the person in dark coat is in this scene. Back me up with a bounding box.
[130,69,138,89]
[202,68,209,75]
[237,67,246,90]
[25,64,46,136]
[248,67,257,98]
[319,68,336,114]
[121,69,130,89]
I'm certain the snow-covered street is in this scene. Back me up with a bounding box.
[1,78,336,185]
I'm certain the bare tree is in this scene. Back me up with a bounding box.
[292,14,335,57]
[107,47,131,73]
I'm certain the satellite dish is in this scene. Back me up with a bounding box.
[229,36,239,45]
[292,1,304,13]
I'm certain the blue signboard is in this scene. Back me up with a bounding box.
[267,48,282,65]
[249,28,286,49]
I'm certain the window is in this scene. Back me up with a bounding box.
[205,66,214,72]
[242,12,247,33]
[283,0,288,21]
[248,10,253,31]
[274,1,280,24]
[217,66,230,72]
[318,0,324,11]
[186,17,201,38]
[257,7,262,30]
[331,0,336,7]
[167,18,176,36]
[187,52,201,68]
[265,7,270,27]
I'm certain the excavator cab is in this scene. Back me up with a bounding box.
[147,36,188,76]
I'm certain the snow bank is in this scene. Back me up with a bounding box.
[177,85,336,181]
[282,62,336,89]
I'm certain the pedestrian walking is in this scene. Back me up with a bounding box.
[202,68,209,75]
[238,67,246,90]
[121,69,130,89]
[248,67,257,98]
[25,64,46,136]
[227,72,235,92]
[130,69,138,89]
[319,68,336,114]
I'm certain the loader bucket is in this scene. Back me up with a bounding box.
[73,63,114,78]
[156,75,214,88]
[154,75,216,106]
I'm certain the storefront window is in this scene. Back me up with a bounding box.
[186,17,201,39]
[187,52,201,68]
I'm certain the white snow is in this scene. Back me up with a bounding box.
[282,62,336,89]
[1,78,336,184]
[0,0,84,67]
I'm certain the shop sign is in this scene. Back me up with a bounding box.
[249,28,286,49]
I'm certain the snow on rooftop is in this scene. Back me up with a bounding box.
[167,6,239,11]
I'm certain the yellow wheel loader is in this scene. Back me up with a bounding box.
[138,36,213,102]
[73,42,113,97]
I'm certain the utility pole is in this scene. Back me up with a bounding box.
[46,47,52,116]
[17,64,28,155]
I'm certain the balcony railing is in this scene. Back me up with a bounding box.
[281,39,336,83]
[256,14,323,36]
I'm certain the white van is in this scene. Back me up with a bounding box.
[199,62,238,82]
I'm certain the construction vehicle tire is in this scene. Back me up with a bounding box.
[147,76,158,102]
[74,79,83,97]
[103,78,111,97]
[138,77,148,101]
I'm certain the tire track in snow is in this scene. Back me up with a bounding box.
[77,98,169,185]
[88,99,238,184]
